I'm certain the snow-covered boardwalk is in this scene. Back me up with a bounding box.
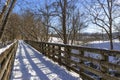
[10,41,80,80]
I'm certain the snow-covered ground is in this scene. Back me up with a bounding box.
[48,37,120,50]
[10,40,81,80]
[85,39,120,50]
[49,37,63,43]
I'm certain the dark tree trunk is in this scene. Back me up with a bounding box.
[62,0,67,44]
[0,0,16,39]
[108,0,113,50]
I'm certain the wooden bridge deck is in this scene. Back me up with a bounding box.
[10,41,80,80]
[1,40,120,80]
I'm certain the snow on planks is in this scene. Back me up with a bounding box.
[10,40,81,80]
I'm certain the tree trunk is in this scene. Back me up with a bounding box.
[110,36,113,50]
[0,0,16,39]
[62,0,67,44]
[109,0,113,50]
[109,29,113,50]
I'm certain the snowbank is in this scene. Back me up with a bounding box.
[48,37,63,43]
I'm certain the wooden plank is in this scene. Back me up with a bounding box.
[0,47,13,80]
[79,64,119,80]
[80,72,95,80]
[61,62,79,73]
[71,53,120,72]
[3,42,18,80]
[2,48,14,80]
[101,61,120,72]
[0,42,17,80]
[36,41,120,57]
[0,48,11,63]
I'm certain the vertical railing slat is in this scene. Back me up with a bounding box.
[58,46,61,65]
[79,50,85,79]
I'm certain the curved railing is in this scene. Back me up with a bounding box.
[0,41,18,80]
[25,40,120,80]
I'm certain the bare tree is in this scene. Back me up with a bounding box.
[55,0,68,44]
[36,0,68,44]
[69,11,87,45]
[1,13,21,44]
[0,0,16,39]
[82,0,120,49]
[37,0,54,42]
[115,22,120,41]
[21,10,38,40]
[52,0,87,44]
[18,10,48,41]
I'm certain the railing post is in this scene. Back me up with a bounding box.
[44,43,47,56]
[79,50,84,79]
[41,43,44,55]
[47,44,50,58]
[58,46,61,65]
[39,43,42,52]
[45,44,48,57]
[101,53,108,80]
[48,45,51,59]
[65,46,71,71]
[52,45,55,61]
[43,43,46,55]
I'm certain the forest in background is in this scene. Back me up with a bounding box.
[0,0,120,49]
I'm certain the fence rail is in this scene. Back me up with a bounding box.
[0,41,18,80]
[25,40,120,80]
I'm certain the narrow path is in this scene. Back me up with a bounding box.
[10,41,80,80]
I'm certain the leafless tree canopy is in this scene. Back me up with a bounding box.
[1,0,120,47]
[82,0,120,49]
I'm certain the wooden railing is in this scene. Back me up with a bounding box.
[0,41,18,80]
[25,40,120,80]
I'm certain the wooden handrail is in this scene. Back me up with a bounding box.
[0,41,18,80]
[25,40,120,80]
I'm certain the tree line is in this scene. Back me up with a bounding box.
[1,0,120,50]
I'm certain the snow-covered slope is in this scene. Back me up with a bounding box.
[85,40,120,50]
